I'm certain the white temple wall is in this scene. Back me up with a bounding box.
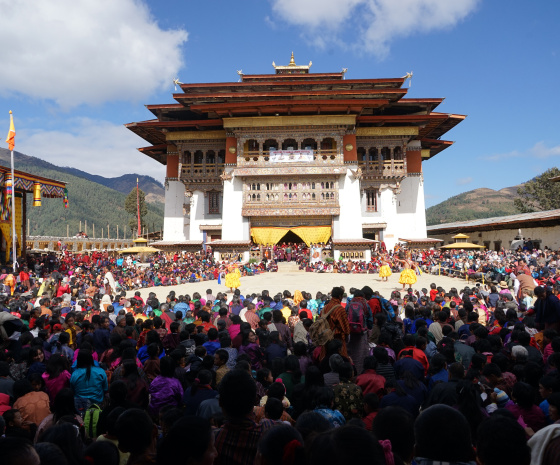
[357,176,426,251]
[377,187,398,249]
[187,190,222,241]
[222,173,249,240]
[333,170,363,239]
[391,176,427,243]
[430,226,560,250]
[163,180,187,242]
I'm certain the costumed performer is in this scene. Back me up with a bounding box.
[224,262,241,293]
[398,252,417,290]
[378,255,392,282]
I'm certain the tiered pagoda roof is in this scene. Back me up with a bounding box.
[126,54,465,164]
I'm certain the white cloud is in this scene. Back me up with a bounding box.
[456,177,472,185]
[0,0,188,108]
[483,142,560,162]
[17,118,165,180]
[270,0,479,57]
[271,0,364,28]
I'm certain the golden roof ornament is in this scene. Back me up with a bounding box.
[273,52,312,73]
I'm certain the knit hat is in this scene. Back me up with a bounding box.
[511,345,528,359]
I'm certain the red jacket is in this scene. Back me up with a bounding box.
[356,369,386,399]
[398,346,429,376]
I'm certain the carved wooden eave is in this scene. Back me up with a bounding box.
[242,206,340,217]
[181,178,223,193]
[360,179,402,194]
[219,170,233,181]
[234,165,345,177]
[350,167,363,180]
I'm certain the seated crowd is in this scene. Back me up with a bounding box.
[1,272,560,464]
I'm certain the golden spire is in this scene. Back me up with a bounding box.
[289,51,295,66]
[272,53,312,73]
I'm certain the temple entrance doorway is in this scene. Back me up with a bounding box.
[277,230,304,245]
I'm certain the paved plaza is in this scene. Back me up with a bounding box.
[126,267,473,302]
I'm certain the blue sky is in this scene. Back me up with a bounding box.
[0,0,558,208]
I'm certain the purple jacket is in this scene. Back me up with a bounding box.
[149,375,183,416]
[239,342,264,370]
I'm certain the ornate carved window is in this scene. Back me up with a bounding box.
[208,191,221,214]
[366,189,378,212]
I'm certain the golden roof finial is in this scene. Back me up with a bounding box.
[273,52,311,73]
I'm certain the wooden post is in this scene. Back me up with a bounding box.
[108,224,110,239]
[80,220,82,232]
[102,228,104,239]
[85,220,87,235]
[117,225,119,239]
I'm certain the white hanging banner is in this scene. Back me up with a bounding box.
[310,246,323,264]
[269,150,314,163]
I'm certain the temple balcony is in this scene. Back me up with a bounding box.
[357,160,405,178]
[244,190,338,206]
[180,163,226,180]
[238,149,342,167]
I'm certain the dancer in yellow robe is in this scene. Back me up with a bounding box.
[378,255,392,281]
[224,264,241,293]
[398,252,417,290]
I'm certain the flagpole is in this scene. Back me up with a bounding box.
[136,177,141,238]
[10,148,16,272]
[5,111,17,272]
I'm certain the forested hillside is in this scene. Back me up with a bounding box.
[426,186,521,225]
[0,148,164,237]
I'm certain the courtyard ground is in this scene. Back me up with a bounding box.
[126,264,476,303]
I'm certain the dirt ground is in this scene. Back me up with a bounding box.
[126,267,474,302]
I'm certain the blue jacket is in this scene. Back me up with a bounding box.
[535,292,560,326]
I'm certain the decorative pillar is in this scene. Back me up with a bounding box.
[5,172,12,199]
[166,153,179,178]
[335,136,343,156]
[406,147,422,173]
[343,134,357,162]
[225,136,237,164]
[33,182,42,207]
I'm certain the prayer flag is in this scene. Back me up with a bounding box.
[5,111,15,151]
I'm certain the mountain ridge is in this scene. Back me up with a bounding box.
[0,148,164,237]
[0,150,165,205]
[426,184,523,226]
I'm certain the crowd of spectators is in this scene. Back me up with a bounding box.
[0,242,558,464]
[0,261,559,464]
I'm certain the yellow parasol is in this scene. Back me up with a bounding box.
[118,246,161,254]
[439,242,485,249]
[439,233,485,249]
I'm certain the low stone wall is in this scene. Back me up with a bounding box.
[27,236,134,253]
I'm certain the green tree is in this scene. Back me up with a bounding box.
[514,167,560,213]
[125,187,148,234]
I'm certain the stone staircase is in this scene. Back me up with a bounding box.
[276,261,302,273]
